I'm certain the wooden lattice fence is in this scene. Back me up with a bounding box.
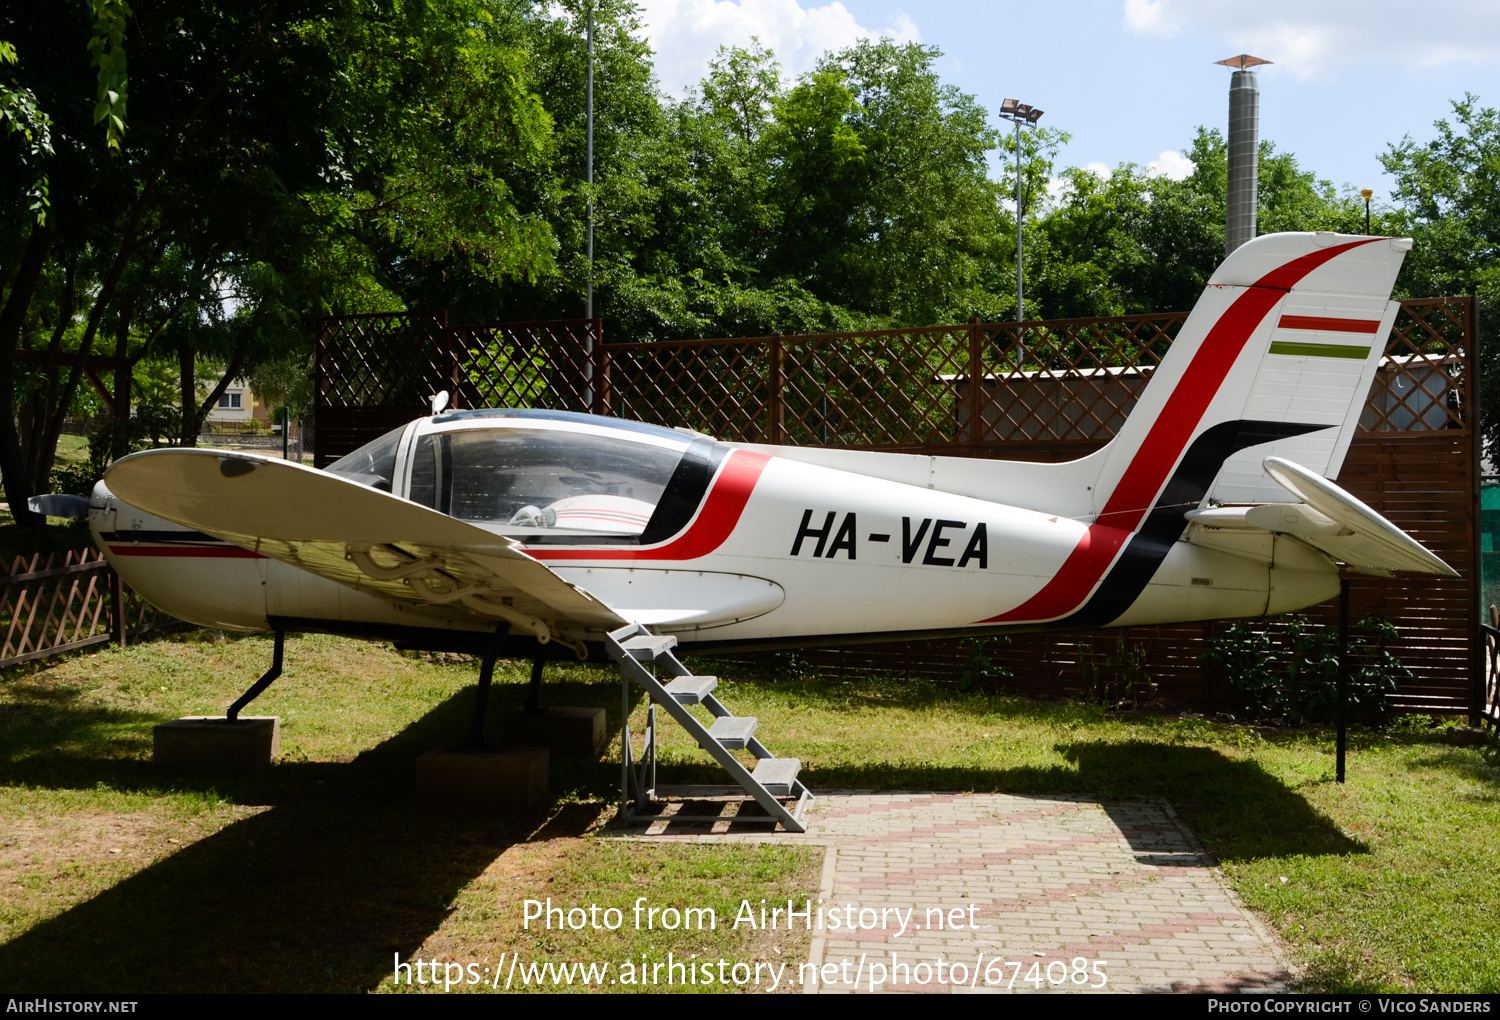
[313,313,601,466]
[0,548,180,669]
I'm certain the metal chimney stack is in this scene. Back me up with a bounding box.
[1217,55,1272,255]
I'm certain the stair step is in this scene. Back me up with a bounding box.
[663,676,718,704]
[752,757,801,796]
[620,634,677,661]
[706,716,758,749]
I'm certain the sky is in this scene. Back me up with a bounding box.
[632,0,1500,202]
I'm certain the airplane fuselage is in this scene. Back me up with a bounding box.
[92,411,1338,653]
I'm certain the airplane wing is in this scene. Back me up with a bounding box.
[102,449,627,645]
[1185,455,1457,577]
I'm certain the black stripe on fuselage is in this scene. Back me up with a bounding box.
[97,530,230,545]
[1058,420,1330,629]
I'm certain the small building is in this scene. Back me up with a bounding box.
[203,379,269,425]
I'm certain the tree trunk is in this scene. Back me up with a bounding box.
[186,300,267,442]
[0,221,57,529]
[108,311,135,463]
[21,261,79,495]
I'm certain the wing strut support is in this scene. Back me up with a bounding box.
[227,630,284,721]
[465,624,512,749]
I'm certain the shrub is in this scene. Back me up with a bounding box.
[956,635,1012,692]
[1077,634,1156,708]
[1200,614,1415,725]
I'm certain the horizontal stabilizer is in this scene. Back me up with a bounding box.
[1260,456,1457,576]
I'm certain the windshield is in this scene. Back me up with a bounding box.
[409,427,687,534]
[325,426,404,492]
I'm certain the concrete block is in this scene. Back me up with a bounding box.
[416,746,548,811]
[154,717,280,774]
[1444,725,1487,746]
[500,706,606,758]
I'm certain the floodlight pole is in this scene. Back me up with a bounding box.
[584,3,595,409]
[1014,117,1023,323]
[999,99,1042,369]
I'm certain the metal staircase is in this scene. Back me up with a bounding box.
[605,622,813,832]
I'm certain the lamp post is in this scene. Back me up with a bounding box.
[1361,188,1373,235]
[998,99,1044,326]
[584,4,595,408]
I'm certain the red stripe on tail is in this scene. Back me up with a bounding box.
[980,238,1382,624]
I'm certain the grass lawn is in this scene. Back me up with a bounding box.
[0,630,1495,993]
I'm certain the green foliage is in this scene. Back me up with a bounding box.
[1381,95,1500,461]
[956,636,1012,693]
[1077,634,1155,708]
[49,404,176,495]
[86,0,130,153]
[1201,615,1416,726]
[0,38,54,223]
[2,0,1491,519]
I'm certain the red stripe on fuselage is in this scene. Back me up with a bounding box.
[108,544,264,559]
[1277,315,1381,333]
[527,449,772,563]
[981,238,1382,625]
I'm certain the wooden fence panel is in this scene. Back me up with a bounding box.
[0,549,181,670]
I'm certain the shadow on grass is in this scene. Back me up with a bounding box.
[637,738,1367,864]
[0,675,1365,990]
[0,682,626,993]
[0,678,630,803]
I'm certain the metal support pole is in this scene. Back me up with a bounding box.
[281,406,290,460]
[620,669,631,819]
[583,4,595,410]
[465,624,511,749]
[1015,118,1023,325]
[768,336,785,445]
[109,567,127,647]
[524,658,545,715]
[1337,578,1349,784]
[228,630,284,721]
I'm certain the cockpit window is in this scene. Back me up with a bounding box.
[408,427,687,535]
[325,426,403,492]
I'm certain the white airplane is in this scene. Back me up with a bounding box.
[70,232,1454,677]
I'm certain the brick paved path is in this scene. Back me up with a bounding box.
[620,792,1292,993]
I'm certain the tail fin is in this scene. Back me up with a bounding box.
[1091,231,1409,527]
[984,231,1413,628]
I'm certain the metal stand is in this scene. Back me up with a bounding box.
[1337,579,1349,784]
[227,630,284,721]
[465,624,511,749]
[523,659,545,715]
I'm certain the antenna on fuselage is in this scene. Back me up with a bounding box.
[431,390,450,416]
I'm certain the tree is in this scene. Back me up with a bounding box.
[0,0,565,523]
[1381,95,1500,459]
[1032,128,1370,321]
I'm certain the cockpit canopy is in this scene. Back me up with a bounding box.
[325,411,704,538]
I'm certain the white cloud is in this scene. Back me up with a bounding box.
[635,0,922,96]
[1084,161,1113,180]
[1147,150,1194,180]
[1119,0,1500,77]
[1122,0,1176,36]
